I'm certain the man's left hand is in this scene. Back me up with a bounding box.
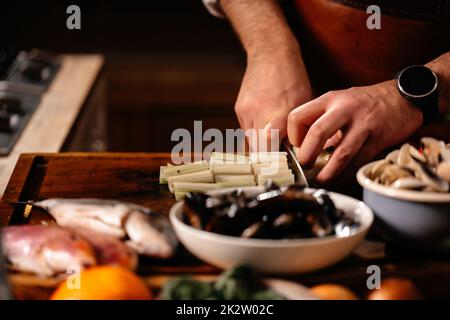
[287,80,423,184]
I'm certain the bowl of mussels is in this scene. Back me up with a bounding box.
[357,137,450,248]
[169,182,373,274]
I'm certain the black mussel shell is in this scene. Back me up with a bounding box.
[183,192,214,229]
[313,190,343,224]
[184,183,355,241]
[334,217,360,237]
[205,206,256,237]
[240,215,274,239]
[302,210,334,238]
[273,212,313,239]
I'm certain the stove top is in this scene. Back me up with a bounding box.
[0,48,60,156]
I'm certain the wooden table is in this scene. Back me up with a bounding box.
[1,153,450,299]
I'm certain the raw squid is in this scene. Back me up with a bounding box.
[34,199,178,259]
[1,225,96,277]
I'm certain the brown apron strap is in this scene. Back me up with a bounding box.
[331,0,450,20]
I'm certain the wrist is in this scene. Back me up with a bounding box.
[386,79,424,128]
[426,52,450,115]
[244,22,300,60]
[246,37,301,64]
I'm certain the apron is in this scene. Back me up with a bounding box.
[291,0,450,94]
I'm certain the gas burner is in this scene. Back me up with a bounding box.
[0,48,60,155]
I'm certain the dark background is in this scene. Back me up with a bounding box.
[1,1,245,151]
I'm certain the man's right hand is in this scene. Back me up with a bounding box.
[221,0,312,150]
[235,47,312,150]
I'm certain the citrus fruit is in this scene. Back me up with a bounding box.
[51,266,152,300]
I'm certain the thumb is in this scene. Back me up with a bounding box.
[263,116,288,151]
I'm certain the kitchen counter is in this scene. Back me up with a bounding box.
[1,152,450,299]
[0,54,104,195]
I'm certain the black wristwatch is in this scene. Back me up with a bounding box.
[396,65,439,126]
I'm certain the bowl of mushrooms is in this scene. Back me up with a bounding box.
[357,137,450,248]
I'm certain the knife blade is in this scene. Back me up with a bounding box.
[281,138,309,188]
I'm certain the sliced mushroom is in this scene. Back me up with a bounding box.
[386,150,400,164]
[391,177,427,190]
[369,160,391,180]
[397,144,426,171]
[437,162,450,184]
[379,164,413,185]
[421,137,446,168]
[415,161,449,192]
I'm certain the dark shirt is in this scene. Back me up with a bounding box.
[290,0,450,93]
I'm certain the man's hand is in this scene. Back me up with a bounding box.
[288,80,423,183]
[222,0,312,150]
[235,47,312,147]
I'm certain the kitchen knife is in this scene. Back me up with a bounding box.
[282,138,309,188]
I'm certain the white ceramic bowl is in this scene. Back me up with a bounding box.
[169,187,373,274]
[357,161,450,248]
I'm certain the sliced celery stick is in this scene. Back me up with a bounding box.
[210,152,249,163]
[175,192,187,201]
[253,162,290,175]
[217,181,256,188]
[168,170,214,192]
[257,174,295,186]
[173,182,219,193]
[211,163,253,175]
[250,152,288,163]
[159,166,168,184]
[214,175,255,184]
[258,169,293,177]
[163,161,208,177]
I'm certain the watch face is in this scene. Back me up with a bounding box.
[398,65,438,98]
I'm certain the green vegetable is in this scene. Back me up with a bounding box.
[161,266,285,300]
[160,277,214,300]
[251,289,285,300]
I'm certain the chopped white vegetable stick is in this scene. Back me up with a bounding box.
[257,174,295,186]
[173,182,219,193]
[175,192,187,201]
[250,152,288,163]
[159,166,168,184]
[253,160,288,168]
[257,171,294,181]
[253,162,289,175]
[258,169,293,177]
[217,181,256,188]
[214,175,255,183]
[168,170,214,192]
[163,161,209,177]
[210,152,249,163]
[211,163,253,175]
[209,158,247,166]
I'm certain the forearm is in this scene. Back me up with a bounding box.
[426,52,450,116]
[221,0,300,58]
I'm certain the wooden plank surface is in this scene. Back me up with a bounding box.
[0,55,104,196]
[1,152,450,300]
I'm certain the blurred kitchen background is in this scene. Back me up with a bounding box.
[0,0,246,152]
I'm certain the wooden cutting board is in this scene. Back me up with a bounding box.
[1,152,450,299]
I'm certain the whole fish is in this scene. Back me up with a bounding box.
[1,225,96,277]
[34,199,178,259]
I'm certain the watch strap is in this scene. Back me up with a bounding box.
[413,90,440,126]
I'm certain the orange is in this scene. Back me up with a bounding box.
[367,278,422,300]
[310,284,359,300]
[51,266,152,300]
